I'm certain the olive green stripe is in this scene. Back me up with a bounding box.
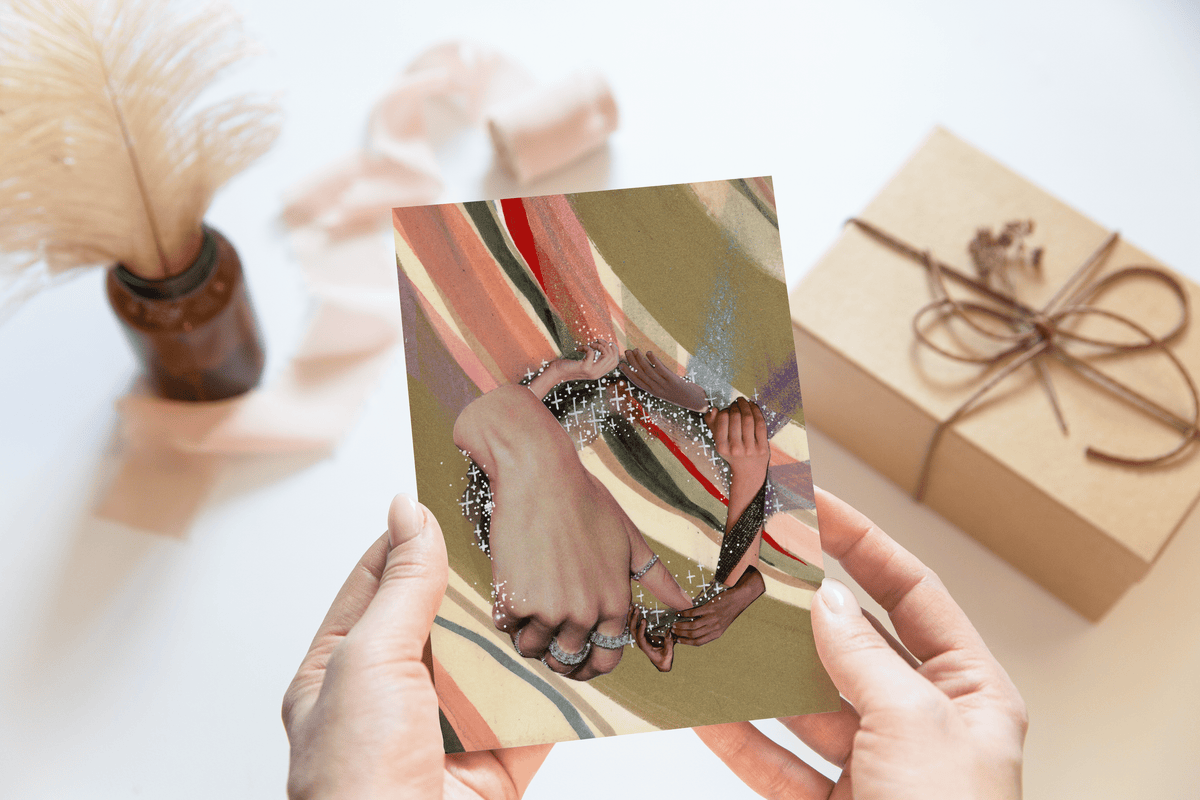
[568,183,800,420]
[602,413,724,533]
[462,201,571,351]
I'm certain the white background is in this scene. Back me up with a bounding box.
[2,1,1199,797]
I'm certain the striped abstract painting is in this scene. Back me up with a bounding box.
[394,178,839,752]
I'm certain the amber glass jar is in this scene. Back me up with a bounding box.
[105,225,265,401]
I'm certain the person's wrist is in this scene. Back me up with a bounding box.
[745,567,765,601]
[729,467,767,493]
[731,567,765,606]
[548,358,577,382]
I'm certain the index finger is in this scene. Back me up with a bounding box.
[749,401,767,447]
[814,486,988,664]
[712,407,730,447]
[298,532,390,666]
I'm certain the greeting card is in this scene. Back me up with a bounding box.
[394,178,838,751]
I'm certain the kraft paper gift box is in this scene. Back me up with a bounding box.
[791,128,1200,621]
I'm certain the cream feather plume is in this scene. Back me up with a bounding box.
[0,0,281,307]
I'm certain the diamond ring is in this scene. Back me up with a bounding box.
[547,638,591,666]
[589,627,633,649]
[631,553,658,580]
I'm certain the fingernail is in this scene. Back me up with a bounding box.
[818,578,859,616]
[388,494,426,548]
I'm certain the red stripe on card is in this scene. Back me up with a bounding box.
[761,529,806,565]
[625,392,804,564]
[625,393,728,505]
[500,198,546,292]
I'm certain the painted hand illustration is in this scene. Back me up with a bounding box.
[488,475,634,682]
[456,386,637,682]
[528,340,619,398]
[627,527,694,613]
[563,340,620,381]
[619,348,708,412]
[704,396,770,491]
[672,566,765,646]
[631,606,674,672]
[704,397,771,586]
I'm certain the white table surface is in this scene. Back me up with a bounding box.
[2,1,1199,797]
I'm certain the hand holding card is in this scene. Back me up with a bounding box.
[695,487,1027,799]
[281,496,552,799]
[280,490,1025,797]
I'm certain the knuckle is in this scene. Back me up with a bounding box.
[506,598,533,620]
[280,686,299,730]
[600,590,632,619]
[760,760,817,800]
[491,603,516,632]
[286,771,315,800]
[600,602,630,624]
[336,629,376,663]
[564,605,598,630]
[324,637,366,679]
[529,610,560,629]
[1011,696,1030,737]
[593,651,622,675]
[996,682,1029,736]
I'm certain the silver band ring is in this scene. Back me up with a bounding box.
[631,553,659,580]
[513,627,528,658]
[547,638,591,666]
[590,627,633,649]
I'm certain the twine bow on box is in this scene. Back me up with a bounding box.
[848,217,1200,501]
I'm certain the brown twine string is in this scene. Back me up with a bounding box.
[846,217,1200,501]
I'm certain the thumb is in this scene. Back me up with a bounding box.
[353,495,448,662]
[812,578,932,716]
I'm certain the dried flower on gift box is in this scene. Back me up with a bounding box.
[0,0,282,400]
